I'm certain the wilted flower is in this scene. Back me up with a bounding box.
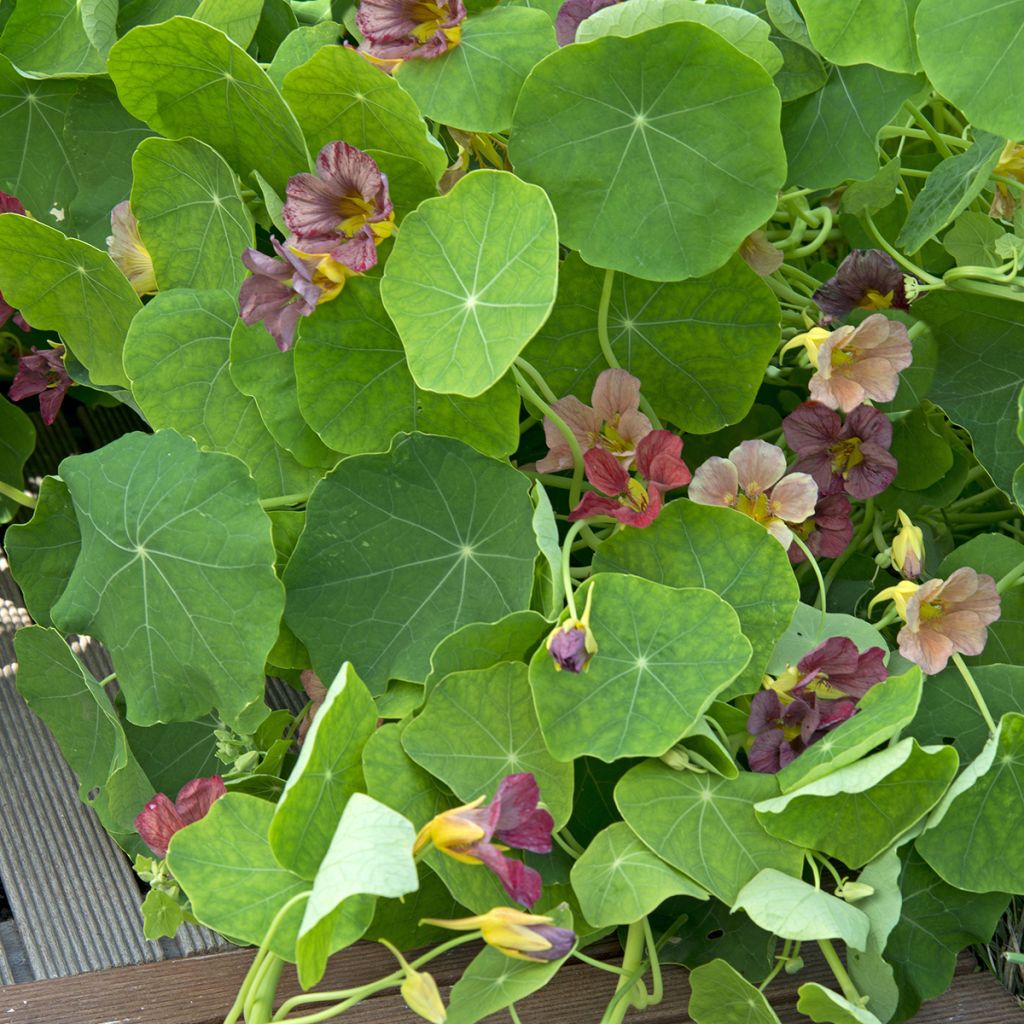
[813,250,911,324]
[106,201,157,297]
[356,0,466,61]
[739,229,784,276]
[297,669,328,745]
[788,492,853,562]
[808,314,913,413]
[555,0,620,44]
[989,142,1024,220]
[422,907,576,962]
[0,192,31,332]
[897,567,1000,675]
[783,401,897,499]
[414,773,554,907]
[537,368,652,474]
[568,430,690,527]
[546,585,597,673]
[135,776,226,858]
[8,345,72,425]
[688,440,817,548]
[891,510,924,579]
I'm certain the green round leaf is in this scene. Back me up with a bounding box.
[797,982,883,1024]
[267,23,340,89]
[0,396,35,525]
[916,0,1024,138]
[295,278,521,458]
[381,169,559,397]
[688,959,782,1024]
[797,0,921,73]
[402,661,574,826]
[193,0,263,47]
[284,433,537,692]
[526,254,780,433]
[0,0,114,76]
[529,573,751,761]
[51,429,284,728]
[510,21,786,281]
[397,6,556,133]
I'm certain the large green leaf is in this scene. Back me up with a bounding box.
[615,762,804,903]
[943,211,1005,269]
[294,278,521,458]
[0,0,114,76]
[5,475,80,626]
[0,214,139,387]
[895,131,1004,254]
[380,170,558,398]
[284,433,537,691]
[916,0,1024,139]
[916,712,1024,893]
[50,429,283,728]
[117,0,200,30]
[796,983,883,1024]
[193,0,263,46]
[781,64,920,190]
[397,6,556,133]
[511,21,786,281]
[122,716,220,800]
[402,662,573,826]
[754,739,958,868]
[796,0,920,73]
[282,42,446,179]
[914,290,1024,496]
[107,16,309,194]
[267,22,340,89]
[0,395,34,525]
[131,137,254,292]
[528,574,751,761]
[123,288,317,497]
[270,663,377,879]
[570,822,707,927]
[525,254,781,434]
[593,500,799,698]
[688,959,781,1024]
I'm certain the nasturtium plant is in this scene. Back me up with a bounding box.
[2,3,1023,1022]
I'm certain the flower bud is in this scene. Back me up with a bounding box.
[836,880,875,902]
[546,585,597,673]
[891,510,924,579]
[659,746,691,771]
[107,201,157,296]
[401,968,447,1023]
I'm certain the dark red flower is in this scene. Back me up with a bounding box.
[813,250,911,324]
[555,0,619,44]
[135,776,226,858]
[8,345,72,425]
[788,492,853,562]
[0,192,31,333]
[746,688,857,774]
[794,636,888,700]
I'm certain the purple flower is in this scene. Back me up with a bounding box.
[8,345,72,425]
[788,492,854,562]
[356,0,466,61]
[783,401,897,500]
[0,191,31,332]
[793,636,888,700]
[555,0,620,44]
[283,142,395,272]
[546,585,597,673]
[813,250,911,324]
[422,907,576,962]
[747,689,857,774]
[135,776,226,858]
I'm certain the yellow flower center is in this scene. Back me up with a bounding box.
[736,491,771,523]
[313,254,356,303]
[918,599,944,623]
[830,436,864,477]
[410,1,459,42]
[995,142,1024,182]
[859,288,894,310]
[830,345,857,368]
[601,421,632,455]
[621,477,650,512]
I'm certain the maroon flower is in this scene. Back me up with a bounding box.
[0,192,31,332]
[568,430,690,527]
[357,0,466,60]
[788,492,854,562]
[135,776,227,858]
[8,345,72,425]
[793,636,888,700]
[747,688,857,774]
[783,401,897,500]
[555,0,620,44]
[813,250,911,324]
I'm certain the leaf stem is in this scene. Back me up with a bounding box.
[599,921,647,1024]
[0,479,36,509]
[790,533,826,629]
[790,206,834,258]
[823,499,873,592]
[952,651,998,736]
[759,939,792,992]
[572,950,627,975]
[901,100,953,159]
[259,492,310,510]
[996,559,1024,594]
[863,210,942,284]
[642,917,663,1006]
[508,1004,525,1024]
[817,939,863,1006]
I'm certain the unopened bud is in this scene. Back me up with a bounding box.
[400,968,447,1023]
[785,954,805,974]
[660,746,691,771]
[836,880,875,902]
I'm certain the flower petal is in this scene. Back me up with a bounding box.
[583,447,630,496]
[729,440,786,495]
[591,367,642,422]
[687,457,739,507]
[770,472,818,524]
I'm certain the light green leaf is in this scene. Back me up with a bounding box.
[840,159,902,217]
[122,716,220,799]
[615,762,804,904]
[530,482,562,618]
[397,6,556,133]
[571,822,707,927]
[0,214,139,387]
[283,42,446,179]
[895,131,1005,253]
[525,254,781,434]
[733,869,870,948]
[754,739,958,868]
[193,0,263,46]
[229,319,339,469]
[594,500,799,698]
[107,16,309,194]
[284,433,537,691]
[528,574,751,761]
[797,0,920,73]
[775,667,922,792]
[5,475,80,625]
[797,983,883,1024]
[267,23,340,89]
[117,0,199,29]
[294,277,521,458]
[381,169,558,398]
[688,959,781,1024]
[767,602,888,674]
[0,395,34,525]
[511,21,786,281]
[270,663,377,879]
[131,137,254,292]
[51,429,283,729]
[141,888,185,941]
[578,0,783,74]
[781,64,921,190]
[916,0,1024,139]
[0,0,113,76]
[402,662,574,826]
[942,211,1005,268]
[774,36,827,102]
[767,0,813,47]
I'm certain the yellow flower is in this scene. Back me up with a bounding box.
[421,907,576,962]
[412,796,488,863]
[779,327,831,368]
[890,509,924,579]
[401,968,447,1023]
[868,580,920,621]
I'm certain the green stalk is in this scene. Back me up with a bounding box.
[0,479,35,509]
[572,950,628,975]
[863,211,943,284]
[902,100,953,159]
[952,652,998,736]
[641,918,663,1006]
[996,559,1024,594]
[790,206,834,258]
[600,921,647,1024]
[560,519,587,619]
[817,940,863,1006]
[246,954,285,1024]
[823,499,873,592]
[259,493,310,510]
[790,533,826,629]
[759,939,792,992]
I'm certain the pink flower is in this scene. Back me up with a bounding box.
[808,314,912,412]
[537,368,652,474]
[356,0,466,61]
[568,430,690,527]
[106,201,157,297]
[8,345,72,425]
[783,401,897,499]
[135,776,227,858]
[898,567,1001,675]
[0,191,31,332]
[788,492,853,562]
[688,440,818,547]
